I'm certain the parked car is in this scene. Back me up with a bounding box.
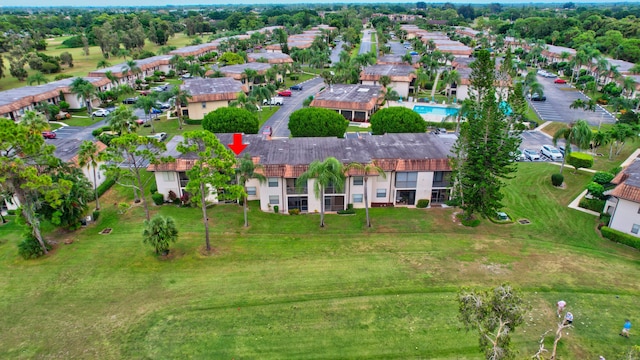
[181,73,192,79]
[290,84,303,91]
[523,149,541,161]
[123,97,139,104]
[531,94,546,101]
[541,145,563,161]
[150,108,162,114]
[558,145,566,155]
[147,132,167,142]
[155,102,172,110]
[42,131,56,139]
[513,149,526,162]
[263,97,284,106]
[278,90,292,97]
[135,119,145,125]
[92,109,111,117]
[554,78,567,84]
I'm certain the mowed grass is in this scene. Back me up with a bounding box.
[539,121,639,171]
[0,33,194,91]
[1,163,639,359]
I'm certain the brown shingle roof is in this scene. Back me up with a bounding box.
[180,78,246,103]
[310,84,383,112]
[360,64,416,83]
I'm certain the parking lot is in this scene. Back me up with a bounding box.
[528,75,616,127]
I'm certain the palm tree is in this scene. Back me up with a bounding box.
[77,140,101,210]
[384,86,400,106]
[414,68,430,97]
[629,63,640,75]
[108,105,138,135]
[134,96,158,133]
[442,70,460,102]
[622,76,637,100]
[0,54,5,80]
[230,92,259,112]
[242,68,258,88]
[236,154,266,227]
[142,215,179,255]
[159,86,191,130]
[345,161,386,228]
[96,59,112,69]
[379,75,391,89]
[296,157,346,227]
[552,120,592,174]
[251,84,276,110]
[104,70,118,86]
[70,78,96,114]
[27,72,48,85]
[121,60,140,86]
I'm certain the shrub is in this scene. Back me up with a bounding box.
[183,118,202,125]
[458,214,481,227]
[151,193,164,205]
[92,126,112,137]
[150,184,158,194]
[96,177,116,198]
[202,107,259,134]
[416,199,430,208]
[567,152,593,172]
[288,107,348,137]
[96,133,117,146]
[551,173,564,186]
[586,182,605,199]
[289,75,299,80]
[370,106,427,135]
[18,234,50,259]
[578,197,605,212]
[610,166,622,175]
[168,190,179,204]
[601,226,640,251]
[337,206,356,214]
[288,208,301,215]
[599,212,611,227]
[92,210,100,222]
[592,171,614,185]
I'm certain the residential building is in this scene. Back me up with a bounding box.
[310,84,383,122]
[360,64,416,98]
[606,160,640,238]
[247,52,294,65]
[216,62,281,89]
[179,77,247,120]
[87,55,173,86]
[0,77,111,121]
[147,133,454,213]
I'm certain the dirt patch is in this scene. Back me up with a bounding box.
[518,219,531,225]
[100,228,112,235]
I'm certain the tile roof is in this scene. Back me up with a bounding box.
[611,160,640,202]
[148,133,454,174]
[247,52,294,64]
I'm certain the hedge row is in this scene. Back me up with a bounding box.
[183,118,202,125]
[601,226,640,250]
[96,177,116,198]
[578,197,605,213]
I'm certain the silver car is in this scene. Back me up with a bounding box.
[541,145,563,161]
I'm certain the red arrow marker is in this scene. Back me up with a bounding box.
[228,133,247,155]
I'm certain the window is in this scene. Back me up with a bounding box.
[353,194,363,203]
[396,172,418,188]
[269,195,279,205]
[376,189,387,198]
[433,171,444,182]
[246,187,256,196]
[632,224,640,234]
[201,102,206,109]
[638,206,640,214]
[353,176,363,186]
[268,177,278,187]
[162,172,175,182]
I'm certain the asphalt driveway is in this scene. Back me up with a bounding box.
[529,75,616,127]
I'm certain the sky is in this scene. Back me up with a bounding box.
[2,0,631,8]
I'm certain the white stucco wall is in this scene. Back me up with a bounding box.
[609,198,640,238]
[81,161,107,189]
[417,172,433,202]
[155,171,182,201]
[259,177,284,212]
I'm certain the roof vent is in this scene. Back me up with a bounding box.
[357,88,369,92]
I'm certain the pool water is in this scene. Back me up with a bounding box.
[413,105,459,116]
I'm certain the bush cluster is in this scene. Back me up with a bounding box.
[578,198,605,212]
[96,177,116,198]
[18,234,50,260]
[416,199,430,208]
[202,107,258,134]
[151,193,164,205]
[601,226,640,251]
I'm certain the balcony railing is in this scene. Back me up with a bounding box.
[286,186,307,195]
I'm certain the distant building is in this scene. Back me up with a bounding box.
[215,62,281,90]
[360,64,416,98]
[179,78,247,120]
[310,84,383,122]
[606,160,640,238]
[247,52,294,65]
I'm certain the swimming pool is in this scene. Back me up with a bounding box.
[413,105,459,116]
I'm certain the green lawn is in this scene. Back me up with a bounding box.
[283,73,316,89]
[0,33,193,91]
[1,163,639,359]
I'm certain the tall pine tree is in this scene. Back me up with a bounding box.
[451,50,521,220]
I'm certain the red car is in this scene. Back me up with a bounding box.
[554,78,567,84]
[42,131,56,139]
[278,90,292,97]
